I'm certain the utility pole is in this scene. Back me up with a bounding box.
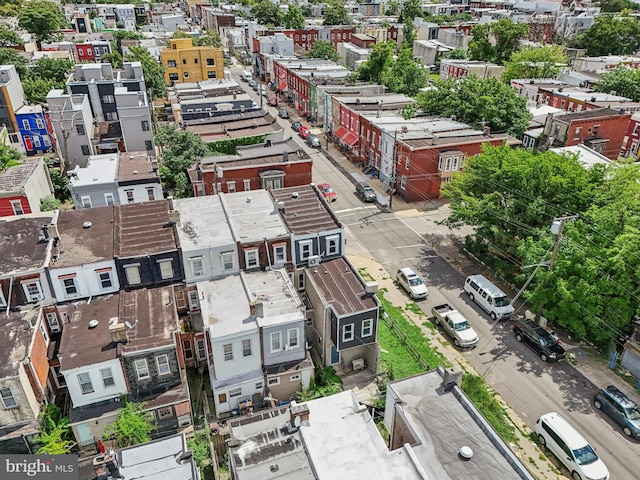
[389,130,398,209]
[549,215,578,269]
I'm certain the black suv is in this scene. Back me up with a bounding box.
[594,385,640,438]
[511,319,566,362]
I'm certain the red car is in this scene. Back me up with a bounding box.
[299,125,311,139]
[317,183,337,202]
[267,96,277,106]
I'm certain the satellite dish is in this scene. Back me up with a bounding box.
[293,415,301,428]
[88,320,99,328]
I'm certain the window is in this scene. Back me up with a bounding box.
[207,58,214,66]
[158,406,173,419]
[271,332,281,352]
[10,200,23,215]
[22,119,30,130]
[146,188,155,201]
[43,136,51,147]
[207,71,217,79]
[273,244,286,264]
[141,120,149,131]
[188,290,199,310]
[299,240,312,260]
[0,290,6,307]
[243,339,252,357]
[22,281,43,302]
[1,387,17,408]
[223,343,233,361]
[76,124,85,135]
[183,339,193,359]
[438,157,444,171]
[156,355,170,375]
[342,323,354,342]
[268,377,280,386]
[194,58,198,64]
[167,60,177,68]
[94,270,112,290]
[182,58,187,65]
[218,393,227,403]
[81,145,90,155]
[183,72,189,78]
[593,124,600,135]
[105,111,118,121]
[100,367,115,388]
[229,388,242,398]
[362,319,373,337]
[243,179,251,191]
[81,196,92,208]
[104,193,115,205]
[290,373,301,382]
[134,359,150,379]
[221,252,234,271]
[62,277,78,296]
[452,157,459,171]
[169,73,178,81]
[125,265,141,285]
[327,235,339,255]
[405,155,410,169]
[102,95,115,104]
[77,373,94,394]
[445,158,451,171]
[400,175,407,189]
[145,140,153,151]
[46,312,60,333]
[245,249,259,268]
[256,381,263,390]
[52,365,66,387]
[297,272,305,291]
[574,127,582,140]
[196,339,206,360]
[158,260,174,279]
[126,190,134,203]
[226,181,236,193]
[190,257,204,277]
[288,328,299,348]
[39,323,48,343]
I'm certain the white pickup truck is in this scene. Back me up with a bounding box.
[431,303,479,349]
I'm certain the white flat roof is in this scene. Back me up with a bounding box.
[174,196,235,250]
[117,434,196,480]
[68,153,118,187]
[550,144,616,169]
[221,190,289,243]
[243,269,304,327]
[198,274,256,339]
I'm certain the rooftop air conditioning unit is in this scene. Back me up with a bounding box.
[352,358,365,371]
[308,255,320,267]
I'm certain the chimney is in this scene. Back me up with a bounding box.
[442,367,462,392]
[282,151,289,162]
[167,195,174,210]
[109,322,128,343]
[265,139,272,147]
[483,126,490,136]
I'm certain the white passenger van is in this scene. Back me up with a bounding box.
[534,412,609,480]
[241,70,252,82]
[464,274,514,320]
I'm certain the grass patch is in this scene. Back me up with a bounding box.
[376,420,389,442]
[422,320,436,331]
[358,268,375,282]
[378,319,425,379]
[461,373,517,444]
[404,302,424,316]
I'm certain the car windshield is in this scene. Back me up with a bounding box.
[573,445,599,466]
[324,187,334,194]
[626,406,640,420]
[538,334,556,347]
[454,321,471,331]
[409,277,423,286]
[494,296,511,307]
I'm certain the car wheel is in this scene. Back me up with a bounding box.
[515,333,523,342]
[594,399,602,410]
[537,434,546,446]
[454,338,460,347]
[623,426,633,436]
[540,352,548,362]
[571,471,582,480]
[434,316,440,325]
[469,293,475,302]
[490,312,497,321]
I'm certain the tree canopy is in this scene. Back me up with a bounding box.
[125,46,166,100]
[380,45,429,96]
[441,144,640,348]
[502,44,568,83]
[323,0,350,26]
[354,40,395,84]
[399,0,422,24]
[570,14,640,56]
[0,48,29,79]
[306,39,339,62]
[18,1,67,48]
[468,19,529,65]
[252,0,283,27]
[103,402,154,448]
[416,75,532,137]
[599,0,639,12]
[35,405,75,454]
[593,66,640,101]
[0,25,23,47]
[283,5,305,30]
[0,143,21,172]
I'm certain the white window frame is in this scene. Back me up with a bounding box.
[196,338,206,360]
[125,265,141,285]
[229,388,242,398]
[438,157,444,171]
[245,248,259,268]
[125,190,134,203]
[290,373,301,382]
[39,322,48,343]
[156,355,170,375]
[288,328,299,348]
[268,377,280,386]
[271,331,282,352]
[243,179,251,191]
[134,359,150,380]
[1,386,17,408]
[227,181,236,193]
[100,367,115,388]
[188,290,200,310]
[158,259,174,280]
[36,117,45,129]
[327,235,339,255]
[452,157,459,171]
[190,257,204,277]
[445,158,451,171]
[77,372,94,394]
[342,323,354,342]
[223,343,233,361]
[21,118,30,130]
[0,289,6,307]
[146,187,155,201]
[22,281,44,302]
[299,240,312,260]
[400,175,407,189]
[273,244,286,264]
[104,193,115,206]
[220,252,234,271]
[97,270,113,290]
[362,319,373,337]
[81,196,92,208]
[10,200,24,215]
[242,339,252,357]
[61,277,79,297]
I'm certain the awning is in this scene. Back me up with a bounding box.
[343,132,359,146]
[334,126,348,139]
[278,82,287,91]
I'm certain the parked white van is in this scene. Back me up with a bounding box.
[241,70,252,82]
[464,274,514,320]
[534,412,609,480]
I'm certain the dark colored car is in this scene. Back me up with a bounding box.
[511,319,566,362]
[594,385,640,438]
[307,135,321,148]
[279,109,289,119]
[291,121,302,132]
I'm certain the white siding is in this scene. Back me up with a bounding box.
[62,359,127,408]
[49,261,120,301]
[210,332,261,381]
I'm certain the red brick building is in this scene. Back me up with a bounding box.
[621,112,640,158]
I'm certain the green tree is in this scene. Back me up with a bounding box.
[323,0,350,26]
[125,46,166,100]
[155,125,210,198]
[416,75,532,137]
[0,143,21,171]
[0,0,21,16]
[47,162,71,201]
[23,77,59,103]
[502,44,568,83]
[354,40,395,83]
[196,31,222,48]
[30,57,74,83]
[399,0,422,24]
[187,425,211,477]
[103,401,154,448]
[306,39,339,62]
[35,405,75,454]
[0,25,24,47]
[283,5,305,29]
[571,13,640,56]
[385,1,398,16]
[0,48,29,79]
[594,66,640,101]
[18,1,67,48]
[469,19,528,65]
[101,51,124,68]
[40,196,61,211]
[434,47,467,69]
[380,46,429,96]
[111,29,145,54]
[599,0,639,12]
[252,0,283,27]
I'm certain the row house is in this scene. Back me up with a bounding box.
[190,138,313,196]
[622,112,640,159]
[67,151,162,209]
[439,59,504,80]
[0,157,55,217]
[14,105,55,156]
[160,38,225,85]
[74,40,112,63]
[41,42,76,61]
[537,86,636,113]
[573,55,640,73]
[282,28,320,53]
[253,32,294,62]
[0,65,30,153]
[542,107,631,159]
[57,287,191,449]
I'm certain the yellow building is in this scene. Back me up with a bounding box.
[161,38,225,85]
